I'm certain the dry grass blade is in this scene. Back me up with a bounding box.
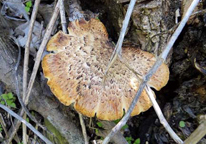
[23,0,40,104]
[145,86,183,144]
[194,58,206,75]
[79,113,89,144]
[104,0,137,78]
[25,1,60,105]
[22,114,27,144]
[102,0,201,143]
[59,0,67,33]
[23,1,41,143]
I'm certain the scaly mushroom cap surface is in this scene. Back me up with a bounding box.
[42,19,169,120]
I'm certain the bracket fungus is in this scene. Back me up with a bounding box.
[42,19,169,120]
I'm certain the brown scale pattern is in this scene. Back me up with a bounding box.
[42,18,169,120]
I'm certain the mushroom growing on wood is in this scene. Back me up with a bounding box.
[42,19,169,120]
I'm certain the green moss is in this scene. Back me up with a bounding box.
[44,119,69,144]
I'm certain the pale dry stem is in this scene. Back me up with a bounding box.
[79,113,89,144]
[59,0,67,33]
[25,1,60,106]
[104,0,137,78]
[145,86,183,144]
[23,0,41,143]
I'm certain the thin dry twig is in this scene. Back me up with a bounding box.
[22,114,27,144]
[23,0,40,106]
[102,0,200,143]
[59,0,67,33]
[104,0,137,79]
[145,86,183,143]
[0,104,52,144]
[23,1,40,143]
[194,58,206,75]
[191,9,206,16]
[79,113,89,144]
[25,1,60,105]
[33,124,39,144]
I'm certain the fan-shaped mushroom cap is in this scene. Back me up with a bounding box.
[42,19,169,120]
